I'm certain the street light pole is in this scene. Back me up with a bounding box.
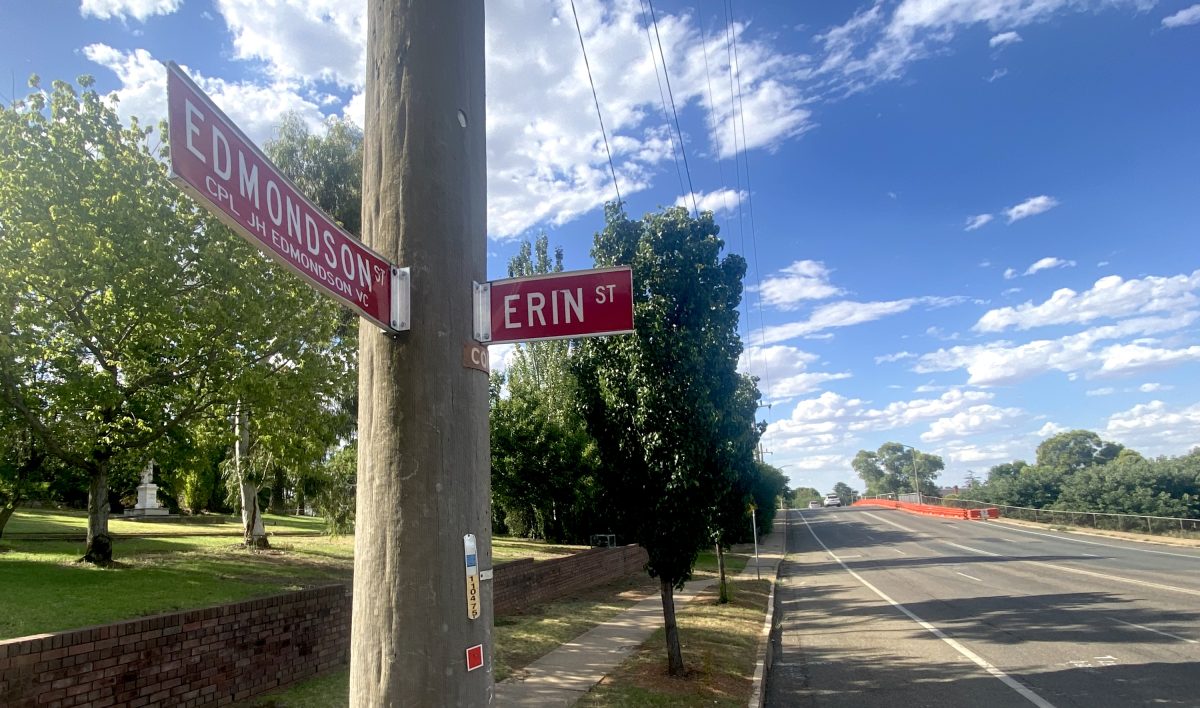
[898,443,922,505]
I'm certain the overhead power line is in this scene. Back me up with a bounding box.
[569,0,622,207]
[723,0,772,403]
[644,0,698,217]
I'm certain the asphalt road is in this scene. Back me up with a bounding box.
[765,506,1200,707]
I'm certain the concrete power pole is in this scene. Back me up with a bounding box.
[351,1,490,705]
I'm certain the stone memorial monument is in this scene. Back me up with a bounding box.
[125,461,169,517]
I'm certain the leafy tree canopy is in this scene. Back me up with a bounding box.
[853,442,943,496]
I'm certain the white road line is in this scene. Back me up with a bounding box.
[893,548,907,555]
[946,541,1000,557]
[1108,617,1199,644]
[800,515,1056,708]
[985,522,1200,560]
[943,541,1200,599]
[956,571,983,582]
[1080,553,1099,557]
[861,511,917,532]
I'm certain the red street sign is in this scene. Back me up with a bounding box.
[165,62,406,332]
[477,267,635,344]
[465,644,484,672]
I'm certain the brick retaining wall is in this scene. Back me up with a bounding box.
[494,544,648,614]
[0,584,348,708]
[0,544,648,707]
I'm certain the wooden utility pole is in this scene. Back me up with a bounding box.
[352,1,490,705]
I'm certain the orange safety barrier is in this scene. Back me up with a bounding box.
[851,499,1000,521]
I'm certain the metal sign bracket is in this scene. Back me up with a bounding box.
[389,267,411,332]
[472,281,492,342]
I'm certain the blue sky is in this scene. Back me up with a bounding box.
[2,0,1198,494]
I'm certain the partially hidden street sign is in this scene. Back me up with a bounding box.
[166,62,408,332]
[474,266,634,344]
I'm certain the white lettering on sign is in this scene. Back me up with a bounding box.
[502,288,587,330]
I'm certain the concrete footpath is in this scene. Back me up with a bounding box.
[494,514,788,707]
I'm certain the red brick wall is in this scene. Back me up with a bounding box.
[494,544,649,614]
[0,585,349,708]
[0,544,647,707]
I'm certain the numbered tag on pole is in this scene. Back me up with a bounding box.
[464,533,480,620]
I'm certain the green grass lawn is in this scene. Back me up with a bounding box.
[5,508,325,536]
[0,510,603,640]
[0,535,353,639]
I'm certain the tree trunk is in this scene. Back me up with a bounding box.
[660,578,685,676]
[81,465,113,564]
[268,467,288,515]
[716,542,729,604]
[0,503,15,540]
[235,402,269,549]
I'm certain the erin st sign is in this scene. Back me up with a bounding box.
[475,267,635,344]
[166,62,407,332]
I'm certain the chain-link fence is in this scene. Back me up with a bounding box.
[912,495,1200,539]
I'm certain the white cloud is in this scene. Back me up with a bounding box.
[761,296,968,345]
[739,345,851,400]
[1023,256,1076,276]
[921,404,1024,442]
[975,270,1200,332]
[809,0,1151,97]
[1096,343,1200,375]
[487,343,518,373]
[80,0,181,22]
[1005,195,1059,223]
[1139,382,1169,393]
[1162,4,1200,27]
[1003,268,1018,280]
[214,0,365,88]
[757,260,843,310]
[1037,421,1066,438]
[989,31,1023,47]
[763,388,997,461]
[1105,400,1200,456]
[761,299,914,343]
[875,351,917,364]
[484,3,814,238]
[1086,387,1115,396]
[675,189,746,216]
[82,44,326,147]
[965,213,994,231]
[939,440,1023,467]
[919,314,1199,385]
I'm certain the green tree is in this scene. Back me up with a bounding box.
[574,204,747,675]
[708,375,765,603]
[791,486,821,507]
[0,413,46,538]
[0,77,341,562]
[1035,430,1123,472]
[853,443,943,497]
[833,482,856,505]
[489,235,599,542]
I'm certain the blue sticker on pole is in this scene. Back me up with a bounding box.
[464,534,480,620]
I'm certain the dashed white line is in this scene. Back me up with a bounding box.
[984,523,1200,561]
[956,571,983,582]
[1108,617,1199,644]
[800,514,1056,708]
[943,541,1200,599]
[861,511,917,532]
